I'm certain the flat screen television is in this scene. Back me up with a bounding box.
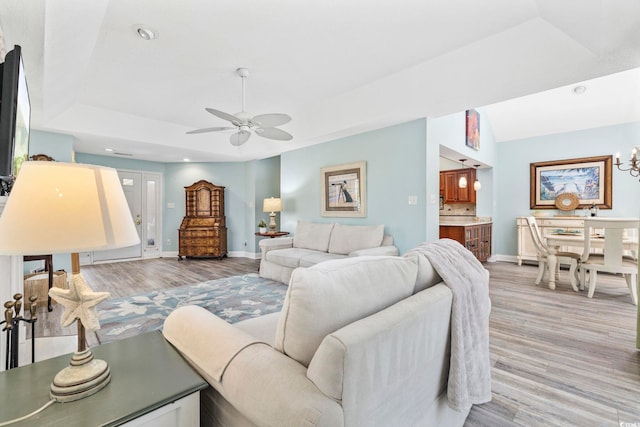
[0,45,31,194]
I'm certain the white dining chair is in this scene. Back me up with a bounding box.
[580,218,639,305]
[525,216,581,291]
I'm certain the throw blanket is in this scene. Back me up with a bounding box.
[407,239,491,411]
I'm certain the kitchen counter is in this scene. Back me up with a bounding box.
[439,216,492,226]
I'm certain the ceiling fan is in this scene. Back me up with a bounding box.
[187,68,293,146]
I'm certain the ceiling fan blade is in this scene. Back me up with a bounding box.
[252,113,291,128]
[230,130,251,146]
[186,126,235,134]
[255,127,293,141]
[205,108,241,125]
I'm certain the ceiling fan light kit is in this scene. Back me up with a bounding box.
[187,68,293,146]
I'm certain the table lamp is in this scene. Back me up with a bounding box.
[0,162,139,402]
[262,197,282,233]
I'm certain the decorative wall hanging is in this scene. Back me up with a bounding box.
[465,109,480,151]
[321,161,366,217]
[530,155,612,210]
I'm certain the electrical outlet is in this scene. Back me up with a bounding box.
[408,195,418,205]
[166,239,171,245]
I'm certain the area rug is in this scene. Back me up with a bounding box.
[95,274,287,344]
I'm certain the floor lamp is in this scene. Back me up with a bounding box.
[0,162,139,402]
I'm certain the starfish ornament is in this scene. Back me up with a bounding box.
[49,273,111,331]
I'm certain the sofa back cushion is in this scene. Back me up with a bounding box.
[274,255,417,367]
[293,221,335,252]
[307,284,454,424]
[327,223,384,255]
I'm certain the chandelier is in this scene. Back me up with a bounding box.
[615,147,640,180]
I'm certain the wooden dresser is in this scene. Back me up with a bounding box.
[178,180,227,259]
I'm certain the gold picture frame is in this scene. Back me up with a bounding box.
[321,161,366,217]
[530,155,612,210]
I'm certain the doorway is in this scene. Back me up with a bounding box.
[88,170,163,263]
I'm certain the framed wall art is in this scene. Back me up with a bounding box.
[530,155,612,210]
[465,109,480,151]
[321,161,366,217]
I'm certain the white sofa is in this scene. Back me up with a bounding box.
[163,249,490,426]
[258,221,399,284]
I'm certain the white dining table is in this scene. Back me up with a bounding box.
[545,233,638,289]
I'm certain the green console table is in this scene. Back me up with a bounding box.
[0,331,208,426]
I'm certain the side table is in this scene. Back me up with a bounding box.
[255,231,290,238]
[0,331,207,426]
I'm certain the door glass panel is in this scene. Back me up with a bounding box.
[146,180,157,247]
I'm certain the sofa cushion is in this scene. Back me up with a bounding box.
[299,252,347,268]
[266,247,321,269]
[327,223,384,255]
[274,255,418,367]
[293,221,335,252]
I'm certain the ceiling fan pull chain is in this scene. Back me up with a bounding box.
[241,73,246,113]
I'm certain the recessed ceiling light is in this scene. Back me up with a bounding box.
[134,26,158,41]
[572,85,587,95]
[183,158,190,162]
[105,148,114,152]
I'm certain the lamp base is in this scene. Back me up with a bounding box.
[268,212,277,233]
[50,349,111,402]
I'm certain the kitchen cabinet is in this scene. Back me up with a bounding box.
[439,222,492,262]
[441,169,476,203]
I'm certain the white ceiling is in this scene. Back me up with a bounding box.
[1,0,639,163]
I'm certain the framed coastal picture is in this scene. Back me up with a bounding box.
[465,109,480,151]
[530,155,612,210]
[321,161,366,217]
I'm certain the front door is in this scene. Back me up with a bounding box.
[92,170,143,261]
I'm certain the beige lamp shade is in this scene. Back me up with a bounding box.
[0,162,140,255]
[263,197,282,213]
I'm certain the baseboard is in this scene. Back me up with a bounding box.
[490,254,518,263]
[228,251,261,259]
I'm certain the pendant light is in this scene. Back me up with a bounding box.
[473,164,482,191]
[458,159,467,188]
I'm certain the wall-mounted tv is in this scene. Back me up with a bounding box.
[0,45,31,194]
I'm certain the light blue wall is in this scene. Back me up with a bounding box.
[253,156,280,252]
[494,122,640,257]
[281,119,427,254]
[29,130,74,162]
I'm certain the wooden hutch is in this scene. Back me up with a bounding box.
[178,180,227,259]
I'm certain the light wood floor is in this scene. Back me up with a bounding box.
[33,257,640,426]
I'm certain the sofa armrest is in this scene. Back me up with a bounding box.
[349,245,399,257]
[259,236,294,259]
[163,305,343,427]
[163,305,263,382]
